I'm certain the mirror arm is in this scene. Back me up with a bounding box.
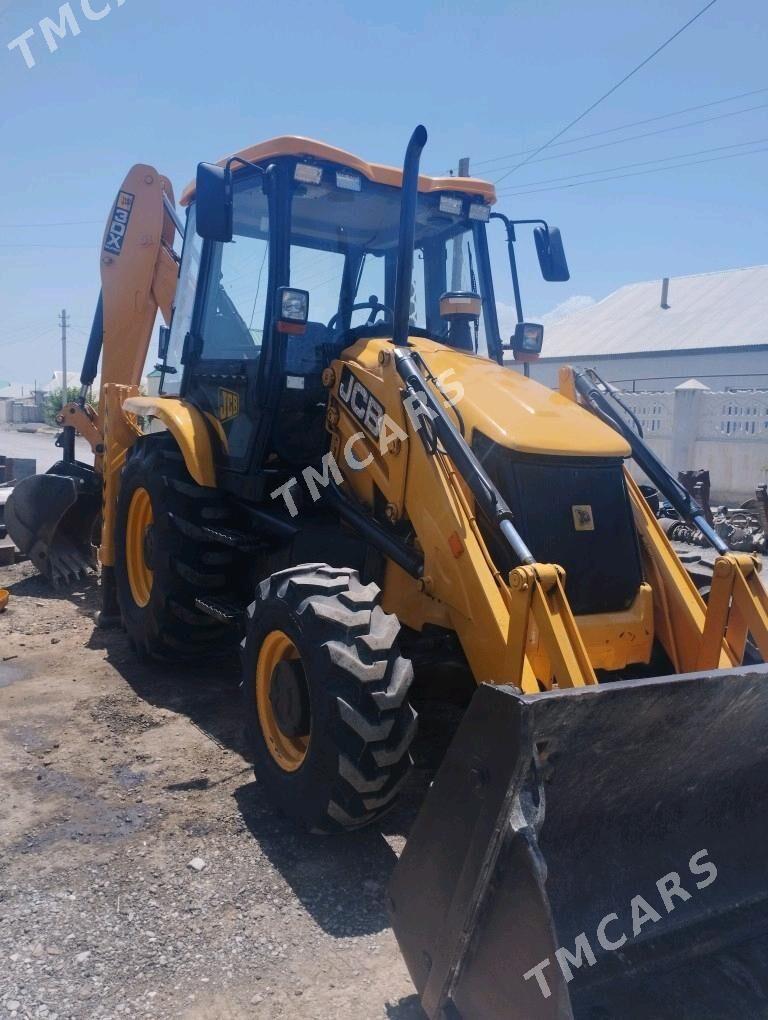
[224,155,265,177]
[220,156,266,226]
[491,212,525,325]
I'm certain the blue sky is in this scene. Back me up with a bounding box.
[0,0,766,383]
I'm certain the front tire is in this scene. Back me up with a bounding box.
[114,435,237,659]
[241,563,417,833]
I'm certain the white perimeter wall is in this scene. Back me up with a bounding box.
[504,349,768,502]
[514,347,768,393]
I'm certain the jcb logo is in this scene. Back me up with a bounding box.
[218,388,240,422]
[337,366,384,439]
[572,504,595,532]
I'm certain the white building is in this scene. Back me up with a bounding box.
[525,265,768,392]
[42,371,87,394]
[0,381,42,425]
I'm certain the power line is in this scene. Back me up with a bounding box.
[495,143,768,198]
[0,326,59,348]
[496,136,768,194]
[0,316,59,338]
[494,0,720,184]
[0,243,96,249]
[0,219,101,228]
[0,318,54,338]
[491,101,768,177]
[472,86,768,167]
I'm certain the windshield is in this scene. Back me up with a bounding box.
[289,167,498,355]
[225,161,500,358]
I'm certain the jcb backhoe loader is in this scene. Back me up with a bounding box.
[8,127,768,1018]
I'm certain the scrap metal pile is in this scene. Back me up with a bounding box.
[655,473,767,555]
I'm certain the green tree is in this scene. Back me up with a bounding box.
[43,386,81,425]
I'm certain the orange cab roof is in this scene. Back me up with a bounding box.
[180,135,497,207]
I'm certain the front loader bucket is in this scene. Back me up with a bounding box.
[390,667,768,1019]
[5,461,101,585]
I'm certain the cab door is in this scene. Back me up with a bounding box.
[180,180,272,480]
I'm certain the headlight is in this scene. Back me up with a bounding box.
[276,287,310,334]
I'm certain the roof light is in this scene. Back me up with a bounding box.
[294,163,322,185]
[336,170,362,192]
[468,202,490,222]
[439,195,463,216]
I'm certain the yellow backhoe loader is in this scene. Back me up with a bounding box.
[8,127,768,1018]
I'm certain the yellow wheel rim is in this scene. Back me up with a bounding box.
[126,487,154,608]
[255,630,310,772]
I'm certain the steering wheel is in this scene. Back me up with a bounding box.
[327,295,393,336]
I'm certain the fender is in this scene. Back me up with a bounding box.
[122,396,218,487]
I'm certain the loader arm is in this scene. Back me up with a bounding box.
[393,346,599,691]
[329,341,603,692]
[562,365,768,672]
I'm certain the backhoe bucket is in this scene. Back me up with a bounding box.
[5,461,101,585]
[390,667,768,1019]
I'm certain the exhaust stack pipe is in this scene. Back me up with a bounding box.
[393,125,428,346]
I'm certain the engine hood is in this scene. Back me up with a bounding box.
[407,338,630,459]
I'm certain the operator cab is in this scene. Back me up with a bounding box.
[159,137,503,483]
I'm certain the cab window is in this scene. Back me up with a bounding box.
[162,205,201,394]
[199,179,270,360]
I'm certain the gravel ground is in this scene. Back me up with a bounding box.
[0,560,438,1020]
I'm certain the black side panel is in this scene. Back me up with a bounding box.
[474,434,643,614]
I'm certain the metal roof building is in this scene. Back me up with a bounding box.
[524,265,768,392]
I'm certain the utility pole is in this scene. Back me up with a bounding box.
[451,157,470,291]
[59,308,69,411]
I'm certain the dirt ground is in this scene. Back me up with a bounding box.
[0,560,436,1020]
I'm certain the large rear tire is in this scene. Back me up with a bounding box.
[114,435,237,659]
[241,563,417,833]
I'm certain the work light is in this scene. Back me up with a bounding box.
[512,321,544,355]
[294,163,322,185]
[276,287,309,334]
[336,170,362,192]
[468,202,490,222]
[439,195,463,216]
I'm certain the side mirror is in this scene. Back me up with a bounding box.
[534,225,569,282]
[195,162,233,242]
[509,321,544,360]
[157,325,171,361]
